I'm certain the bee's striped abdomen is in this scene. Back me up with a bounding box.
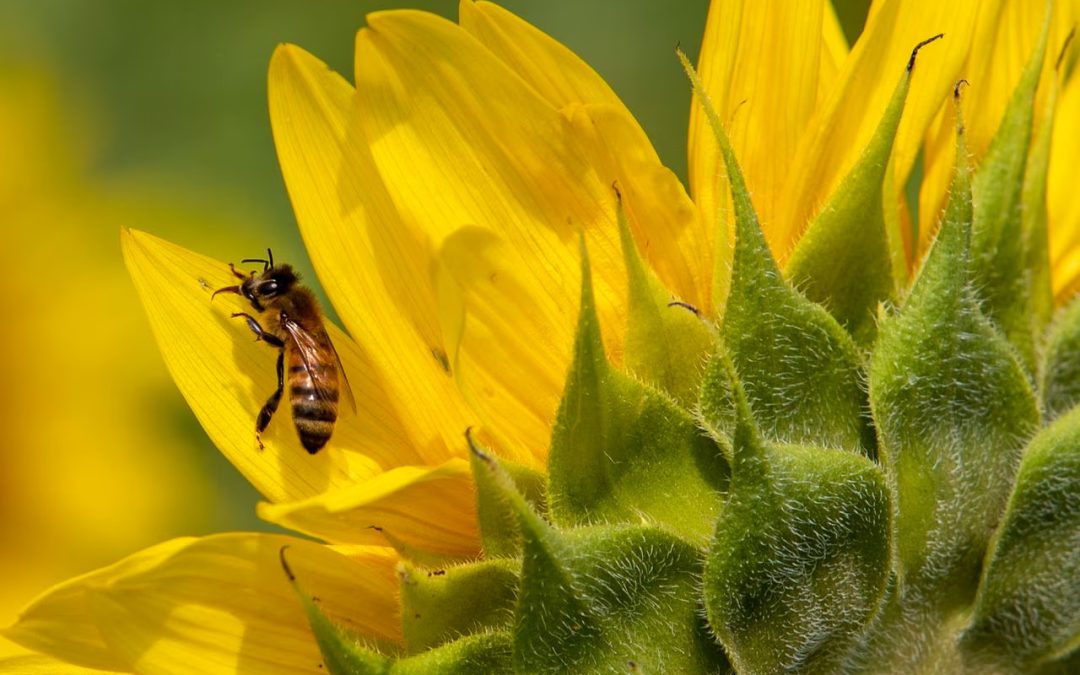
[287,360,339,454]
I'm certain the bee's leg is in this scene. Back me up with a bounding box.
[231,312,285,348]
[255,351,285,450]
[227,262,251,281]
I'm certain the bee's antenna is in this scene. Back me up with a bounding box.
[267,248,274,270]
[241,247,274,271]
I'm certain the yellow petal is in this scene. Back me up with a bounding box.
[436,228,570,459]
[965,2,1072,157]
[776,0,984,262]
[458,2,711,310]
[819,1,850,103]
[0,654,122,674]
[919,1,1075,258]
[690,0,829,254]
[457,0,625,111]
[258,459,480,560]
[2,576,120,672]
[567,103,711,309]
[355,9,614,299]
[267,44,475,467]
[351,11,631,451]
[1050,65,1080,300]
[4,534,400,674]
[121,229,423,503]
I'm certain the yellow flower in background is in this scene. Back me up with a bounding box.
[5,0,1080,672]
[0,64,253,670]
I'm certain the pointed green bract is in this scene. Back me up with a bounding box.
[679,48,872,456]
[289,566,389,675]
[617,190,713,408]
[283,547,512,674]
[870,101,1040,611]
[471,446,729,673]
[518,523,728,673]
[784,37,942,344]
[1022,75,1059,335]
[713,194,874,454]
[546,243,728,543]
[1043,294,1080,422]
[697,351,737,461]
[711,194,733,324]
[703,354,891,672]
[970,11,1050,371]
[400,559,519,653]
[390,633,513,674]
[960,405,1080,671]
[314,632,512,675]
[469,444,547,558]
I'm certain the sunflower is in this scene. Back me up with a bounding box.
[5,1,1080,672]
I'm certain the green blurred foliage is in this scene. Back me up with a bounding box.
[0,0,869,564]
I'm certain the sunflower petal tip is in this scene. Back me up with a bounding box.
[272,42,298,58]
[254,500,278,521]
[270,42,325,80]
[119,227,150,261]
[269,43,292,69]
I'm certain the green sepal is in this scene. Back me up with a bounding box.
[712,196,874,454]
[1021,67,1060,336]
[697,351,737,462]
[516,524,729,674]
[546,241,728,544]
[1035,651,1080,675]
[870,100,1040,610]
[282,547,388,674]
[960,405,1080,670]
[679,49,872,456]
[333,633,513,675]
[617,188,713,408]
[703,354,891,673]
[471,445,730,673]
[970,10,1051,372]
[1042,293,1080,422]
[469,440,547,558]
[388,632,513,674]
[784,37,941,344]
[282,547,512,674]
[400,559,519,653]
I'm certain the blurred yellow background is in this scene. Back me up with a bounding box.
[0,0,869,658]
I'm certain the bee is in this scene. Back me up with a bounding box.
[212,249,353,454]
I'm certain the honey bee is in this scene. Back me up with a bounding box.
[212,249,353,454]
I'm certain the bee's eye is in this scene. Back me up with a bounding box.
[261,280,279,296]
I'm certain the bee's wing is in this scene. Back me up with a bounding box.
[328,333,357,414]
[282,319,356,414]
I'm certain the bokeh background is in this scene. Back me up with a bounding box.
[0,0,869,656]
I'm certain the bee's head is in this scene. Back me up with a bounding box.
[241,264,298,310]
[213,249,299,312]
